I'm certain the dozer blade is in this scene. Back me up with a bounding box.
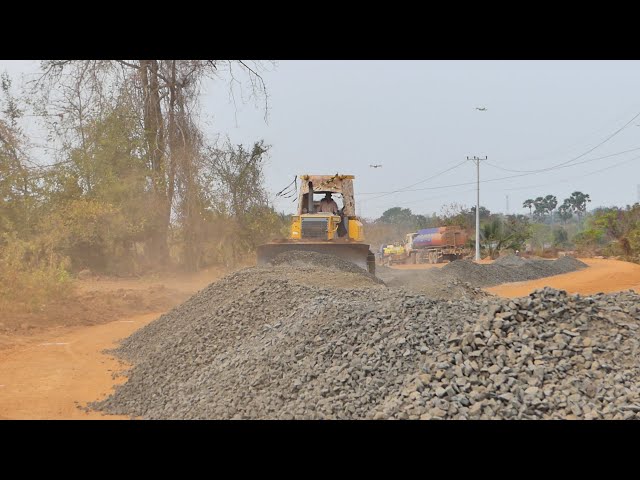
[257,242,374,273]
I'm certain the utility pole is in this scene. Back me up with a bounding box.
[506,195,509,215]
[467,156,487,262]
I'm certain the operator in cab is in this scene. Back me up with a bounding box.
[319,193,339,214]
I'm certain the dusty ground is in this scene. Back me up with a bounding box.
[0,267,230,420]
[0,267,229,347]
[485,258,640,297]
[2,257,640,420]
[387,263,446,270]
[0,313,158,419]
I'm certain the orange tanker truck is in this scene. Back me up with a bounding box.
[404,226,470,264]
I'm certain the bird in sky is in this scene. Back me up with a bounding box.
[369,164,383,168]
[475,107,487,111]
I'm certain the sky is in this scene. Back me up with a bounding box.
[2,60,640,219]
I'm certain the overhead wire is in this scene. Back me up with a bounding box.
[360,147,640,197]
[484,109,640,173]
[360,109,640,199]
[359,159,468,200]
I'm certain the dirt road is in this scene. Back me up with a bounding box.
[0,268,231,420]
[387,263,446,270]
[0,313,158,419]
[485,258,640,298]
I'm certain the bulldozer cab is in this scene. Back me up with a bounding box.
[298,175,355,216]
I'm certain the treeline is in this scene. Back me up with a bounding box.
[368,190,640,263]
[519,191,640,262]
[574,204,640,261]
[363,204,531,258]
[522,191,591,223]
[0,61,288,308]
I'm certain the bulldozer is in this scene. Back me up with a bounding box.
[256,174,376,274]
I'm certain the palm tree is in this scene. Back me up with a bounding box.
[533,197,546,220]
[523,199,534,217]
[480,217,529,259]
[480,219,501,259]
[557,202,572,224]
[544,194,558,224]
[566,191,591,222]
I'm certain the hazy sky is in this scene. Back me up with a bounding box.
[3,60,640,219]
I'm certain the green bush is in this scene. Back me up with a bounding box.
[0,233,72,312]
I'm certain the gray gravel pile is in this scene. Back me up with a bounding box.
[434,279,491,301]
[493,254,528,267]
[440,256,587,287]
[377,257,587,296]
[91,265,481,419]
[269,250,384,284]
[553,255,589,273]
[376,266,493,300]
[379,287,640,419]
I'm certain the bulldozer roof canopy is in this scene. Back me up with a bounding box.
[299,175,354,194]
[300,174,355,180]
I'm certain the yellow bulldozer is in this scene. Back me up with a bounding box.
[256,174,376,274]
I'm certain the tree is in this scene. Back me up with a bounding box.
[590,206,640,257]
[565,191,591,221]
[552,227,569,248]
[0,73,35,238]
[557,201,573,224]
[544,194,558,223]
[202,140,271,266]
[440,203,470,229]
[527,194,559,223]
[523,199,534,217]
[533,197,546,220]
[530,223,553,253]
[379,207,415,225]
[470,206,491,220]
[32,60,272,265]
[480,216,531,258]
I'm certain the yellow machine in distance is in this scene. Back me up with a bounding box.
[256,174,376,274]
[383,244,405,256]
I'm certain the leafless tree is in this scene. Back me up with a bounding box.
[202,139,270,263]
[31,60,273,264]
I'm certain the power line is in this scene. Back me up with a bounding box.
[362,187,478,216]
[362,155,640,218]
[359,159,468,201]
[360,109,640,200]
[360,146,640,196]
[485,109,640,174]
[485,146,640,174]
[499,155,640,199]
[395,187,477,207]
[508,105,640,164]
[570,154,640,179]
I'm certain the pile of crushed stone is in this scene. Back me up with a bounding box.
[493,254,528,267]
[90,254,640,419]
[438,256,587,288]
[91,266,480,419]
[269,250,383,284]
[376,255,587,298]
[378,288,640,420]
